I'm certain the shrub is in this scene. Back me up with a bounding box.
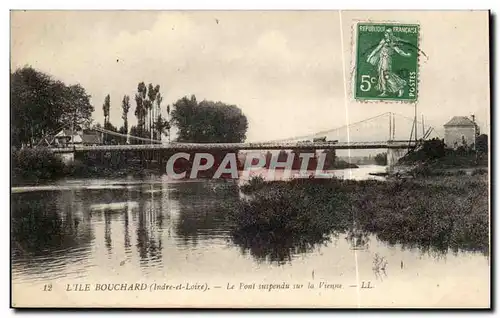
[227,178,351,236]
[411,164,432,177]
[476,134,488,154]
[422,138,446,159]
[12,148,65,182]
[221,175,489,260]
[63,159,93,177]
[472,168,488,176]
[374,152,387,166]
[240,175,266,194]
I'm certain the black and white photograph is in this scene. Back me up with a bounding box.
[10,9,490,308]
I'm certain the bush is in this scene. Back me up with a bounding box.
[422,138,446,159]
[221,175,489,259]
[63,159,94,177]
[374,153,387,165]
[226,178,354,239]
[472,168,488,176]
[399,138,446,164]
[411,164,432,177]
[223,178,353,263]
[12,148,65,182]
[240,175,266,194]
[476,134,488,154]
[334,160,359,169]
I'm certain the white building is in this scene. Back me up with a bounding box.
[54,129,83,147]
[53,129,102,147]
[443,116,479,149]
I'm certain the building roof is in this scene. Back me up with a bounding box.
[444,116,476,127]
[71,135,83,143]
[53,129,102,144]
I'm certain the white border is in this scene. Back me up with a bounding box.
[3,1,498,10]
[2,1,498,316]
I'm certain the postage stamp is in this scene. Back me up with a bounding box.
[10,10,490,309]
[354,23,420,102]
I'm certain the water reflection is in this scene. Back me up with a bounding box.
[231,231,332,265]
[372,253,388,281]
[11,191,93,279]
[11,171,489,286]
[172,181,238,247]
[136,195,160,267]
[346,226,371,251]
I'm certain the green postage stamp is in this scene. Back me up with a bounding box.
[354,23,420,102]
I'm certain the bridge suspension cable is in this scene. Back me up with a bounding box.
[93,126,162,144]
[263,112,391,143]
[260,111,439,144]
[392,113,439,138]
[315,112,391,135]
[47,112,434,147]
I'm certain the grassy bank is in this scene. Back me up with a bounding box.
[398,138,488,170]
[407,165,488,178]
[332,159,359,169]
[11,148,159,185]
[225,174,489,257]
[11,148,65,184]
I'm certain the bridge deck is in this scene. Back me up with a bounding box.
[49,141,416,153]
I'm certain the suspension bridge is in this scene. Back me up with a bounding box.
[45,112,437,168]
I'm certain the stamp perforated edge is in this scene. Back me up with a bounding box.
[347,19,424,105]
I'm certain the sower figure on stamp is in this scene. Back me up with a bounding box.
[367,29,411,97]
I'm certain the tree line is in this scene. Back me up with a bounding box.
[11,66,249,148]
[11,67,94,147]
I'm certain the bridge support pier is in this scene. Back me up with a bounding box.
[55,151,75,164]
[387,148,408,170]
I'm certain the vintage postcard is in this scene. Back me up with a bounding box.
[10,10,490,308]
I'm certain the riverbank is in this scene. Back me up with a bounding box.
[11,146,361,186]
[12,165,161,186]
[331,159,359,169]
[387,164,488,179]
[224,173,489,256]
[394,140,488,178]
[11,146,164,185]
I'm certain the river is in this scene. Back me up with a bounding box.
[11,165,489,307]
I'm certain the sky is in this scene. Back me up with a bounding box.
[10,10,490,143]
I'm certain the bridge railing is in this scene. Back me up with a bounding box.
[48,140,417,153]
